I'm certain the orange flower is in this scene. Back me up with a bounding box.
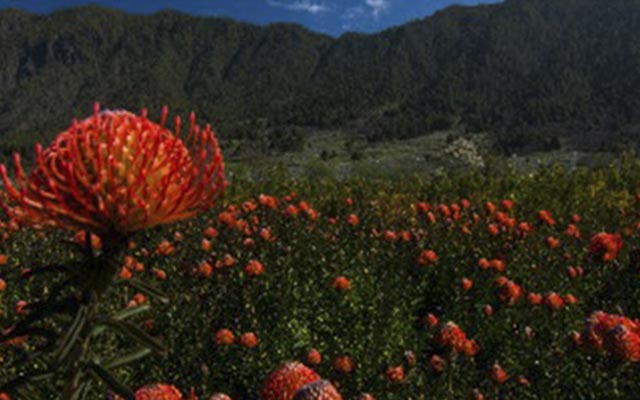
[347,214,360,226]
[134,383,183,400]
[240,332,259,348]
[201,238,212,252]
[261,361,321,400]
[543,292,564,310]
[215,329,235,346]
[306,348,322,365]
[332,276,351,292]
[0,279,6,292]
[490,363,508,384]
[333,355,355,374]
[545,236,560,249]
[0,104,225,237]
[429,354,446,374]
[589,232,623,261]
[435,321,477,355]
[425,313,439,328]
[155,240,175,256]
[0,255,8,265]
[538,210,556,226]
[461,278,473,291]
[73,230,102,249]
[417,249,438,266]
[583,311,640,361]
[496,280,522,305]
[527,292,543,305]
[197,261,213,278]
[204,226,219,238]
[245,260,265,277]
[385,366,404,383]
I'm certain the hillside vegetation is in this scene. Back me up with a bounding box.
[1,0,640,160]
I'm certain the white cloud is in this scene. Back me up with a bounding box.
[365,0,390,17]
[267,0,330,14]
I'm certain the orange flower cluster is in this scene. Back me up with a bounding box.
[0,104,225,237]
[417,249,438,266]
[434,322,479,356]
[588,232,623,261]
[581,311,640,362]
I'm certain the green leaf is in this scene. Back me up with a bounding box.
[100,319,167,354]
[54,304,88,365]
[125,279,169,304]
[86,361,135,399]
[104,347,152,370]
[91,304,151,337]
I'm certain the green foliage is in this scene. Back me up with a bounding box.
[3,157,640,398]
[2,0,640,153]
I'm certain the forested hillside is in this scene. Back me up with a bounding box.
[1,0,639,157]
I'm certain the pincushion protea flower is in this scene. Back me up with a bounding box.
[292,380,342,400]
[583,311,640,361]
[0,103,225,238]
[109,383,183,399]
[261,361,321,400]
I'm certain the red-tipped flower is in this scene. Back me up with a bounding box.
[261,361,321,400]
[0,104,225,237]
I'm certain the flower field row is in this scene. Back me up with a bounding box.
[2,156,640,398]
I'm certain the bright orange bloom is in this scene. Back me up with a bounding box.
[583,311,640,361]
[417,250,438,266]
[385,366,405,383]
[429,354,446,374]
[545,236,560,249]
[240,332,259,348]
[490,363,509,384]
[0,278,6,292]
[461,278,473,291]
[0,255,8,265]
[564,224,581,239]
[245,260,265,277]
[0,104,225,237]
[527,292,543,305]
[333,355,355,374]
[155,240,175,256]
[425,313,439,328]
[306,348,322,365]
[543,292,564,310]
[134,384,183,400]
[501,199,514,211]
[538,210,556,226]
[198,261,213,278]
[347,214,360,226]
[496,280,523,305]
[332,276,351,291]
[435,321,478,356]
[73,230,102,249]
[588,232,623,261]
[215,329,235,346]
[201,238,212,252]
[261,361,321,400]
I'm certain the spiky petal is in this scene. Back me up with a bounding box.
[261,361,321,400]
[0,104,225,237]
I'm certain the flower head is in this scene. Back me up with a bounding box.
[1,104,225,237]
[261,361,321,400]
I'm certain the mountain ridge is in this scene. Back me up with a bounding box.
[1,0,639,157]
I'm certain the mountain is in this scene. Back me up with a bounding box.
[1,0,640,158]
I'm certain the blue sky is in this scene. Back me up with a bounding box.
[0,0,501,36]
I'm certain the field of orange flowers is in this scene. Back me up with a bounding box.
[2,157,640,399]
